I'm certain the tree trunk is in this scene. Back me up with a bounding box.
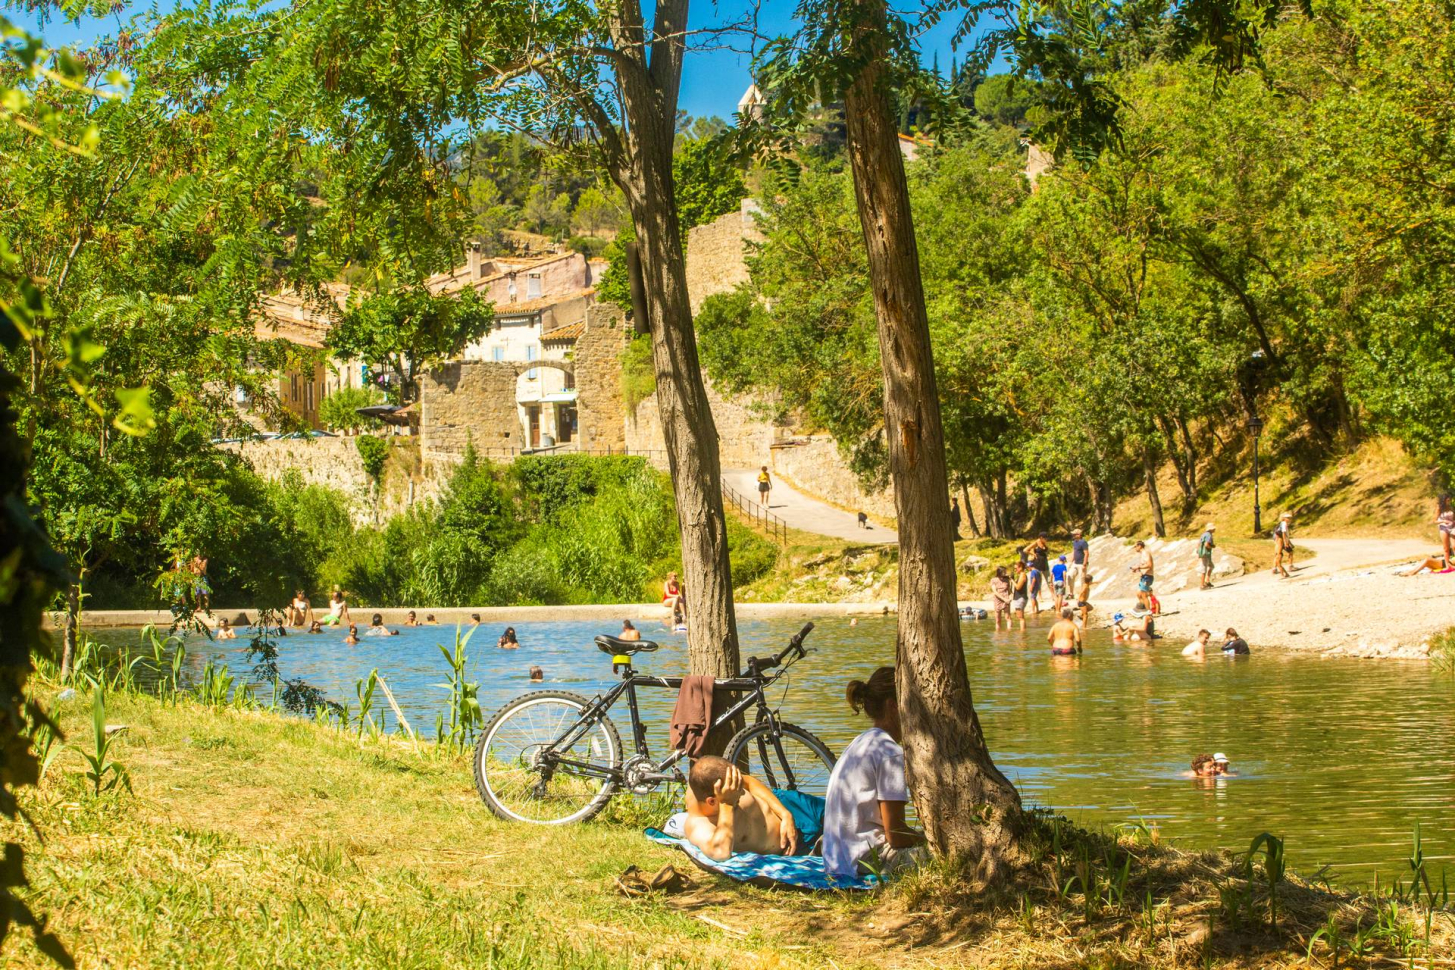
[1156,415,1196,511]
[840,0,1022,877]
[1143,449,1166,538]
[1087,474,1114,534]
[958,480,981,537]
[1176,416,1199,495]
[61,581,80,682]
[604,0,740,747]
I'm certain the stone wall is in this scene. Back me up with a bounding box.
[220,435,459,524]
[684,201,763,314]
[574,304,628,452]
[771,436,899,523]
[419,361,520,459]
[624,382,779,469]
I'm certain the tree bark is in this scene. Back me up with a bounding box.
[840,0,1022,877]
[1143,448,1166,538]
[1087,474,1114,534]
[958,480,981,537]
[1176,416,1199,496]
[61,581,80,682]
[601,0,740,744]
[1156,415,1196,511]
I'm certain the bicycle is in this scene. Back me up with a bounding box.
[473,622,835,824]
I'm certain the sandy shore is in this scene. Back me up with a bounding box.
[53,600,899,631]
[54,540,1450,660]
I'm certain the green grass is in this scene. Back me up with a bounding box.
[6,686,1447,969]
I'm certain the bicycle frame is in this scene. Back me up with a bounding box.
[539,664,787,786]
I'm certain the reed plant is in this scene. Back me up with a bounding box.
[355,670,379,739]
[434,627,482,754]
[80,680,130,797]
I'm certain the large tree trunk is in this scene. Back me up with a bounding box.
[1143,448,1166,538]
[840,0,1022,878]
[604,0,740,745]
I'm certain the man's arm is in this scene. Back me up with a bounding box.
[877,801,925,849]
[740,774,798,853]
[696,767,746,861]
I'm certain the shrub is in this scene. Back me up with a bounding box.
[319,386,385,433]
[619,332,656,414]
[356,434,390,481]
[727,521,779,587]
[511,454,647,523]
[1432,626,1455,673]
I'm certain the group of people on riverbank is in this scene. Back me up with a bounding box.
[987,529,1095,634]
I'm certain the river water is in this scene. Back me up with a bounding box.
[87,613,1452,885]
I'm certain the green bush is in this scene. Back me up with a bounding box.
[727,521,779,587]
[356,435,390,481]
[510,454,647,523]
[319,387,385,433]
[1432,626,1455,674]
[619,332,656,414]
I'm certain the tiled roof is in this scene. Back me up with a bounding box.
[495,287,596,319]
[254,288,347,349]
[540,319,587,343]
[427,251,582,295]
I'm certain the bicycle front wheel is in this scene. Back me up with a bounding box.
[474,690,621,824]
[723,721,835,796]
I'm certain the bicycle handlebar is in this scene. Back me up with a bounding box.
[745,623,815,677]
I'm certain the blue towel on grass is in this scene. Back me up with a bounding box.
[643,828,880,891]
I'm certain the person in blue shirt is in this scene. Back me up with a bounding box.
[1050,555,1069,610]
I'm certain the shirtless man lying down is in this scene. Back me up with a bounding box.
[684,756,800,861]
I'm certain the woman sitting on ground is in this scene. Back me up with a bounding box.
[498,627,520,649]
[822,666,927,878]
[619,619,641,642]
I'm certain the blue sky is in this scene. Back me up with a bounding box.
[7,0,992,121]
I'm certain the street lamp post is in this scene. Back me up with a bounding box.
[1248,414,1264,535]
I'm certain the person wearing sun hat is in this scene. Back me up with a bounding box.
[1273,511,1294,578]
[1212,753,1233,774]
[1197,522,1217,589]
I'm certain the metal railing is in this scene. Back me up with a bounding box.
[721,482,789,545]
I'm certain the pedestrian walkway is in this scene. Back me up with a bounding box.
[722,468,897,544]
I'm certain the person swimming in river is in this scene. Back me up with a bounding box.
[403,610,420,627]
[307,619,324,635]
[619,619,641,642]
[529,666,544,682]
[344,624,359,645]
[498,627,520,649]
[215,617,237,640]
[1182,629,1212,658]
[1221,628,1250,655]
[1047,607,1082,655]
[1187,753,1233,777]
[365,613,399,637]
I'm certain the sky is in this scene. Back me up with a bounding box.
[6,0,993,121]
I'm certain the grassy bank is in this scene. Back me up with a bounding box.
[7,682,1450,969]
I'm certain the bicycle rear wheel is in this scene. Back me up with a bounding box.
[723,721,835,796]
[474,690,621,824]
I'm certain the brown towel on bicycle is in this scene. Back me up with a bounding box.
[669,675,715,758]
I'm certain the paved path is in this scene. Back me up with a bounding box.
[722,468,898,544]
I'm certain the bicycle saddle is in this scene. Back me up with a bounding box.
[595,635,659,655]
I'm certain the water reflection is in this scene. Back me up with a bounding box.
[87,613,1452,884]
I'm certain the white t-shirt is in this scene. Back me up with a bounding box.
[822,727,909,876]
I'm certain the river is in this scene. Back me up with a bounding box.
[85,612,1452,886]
